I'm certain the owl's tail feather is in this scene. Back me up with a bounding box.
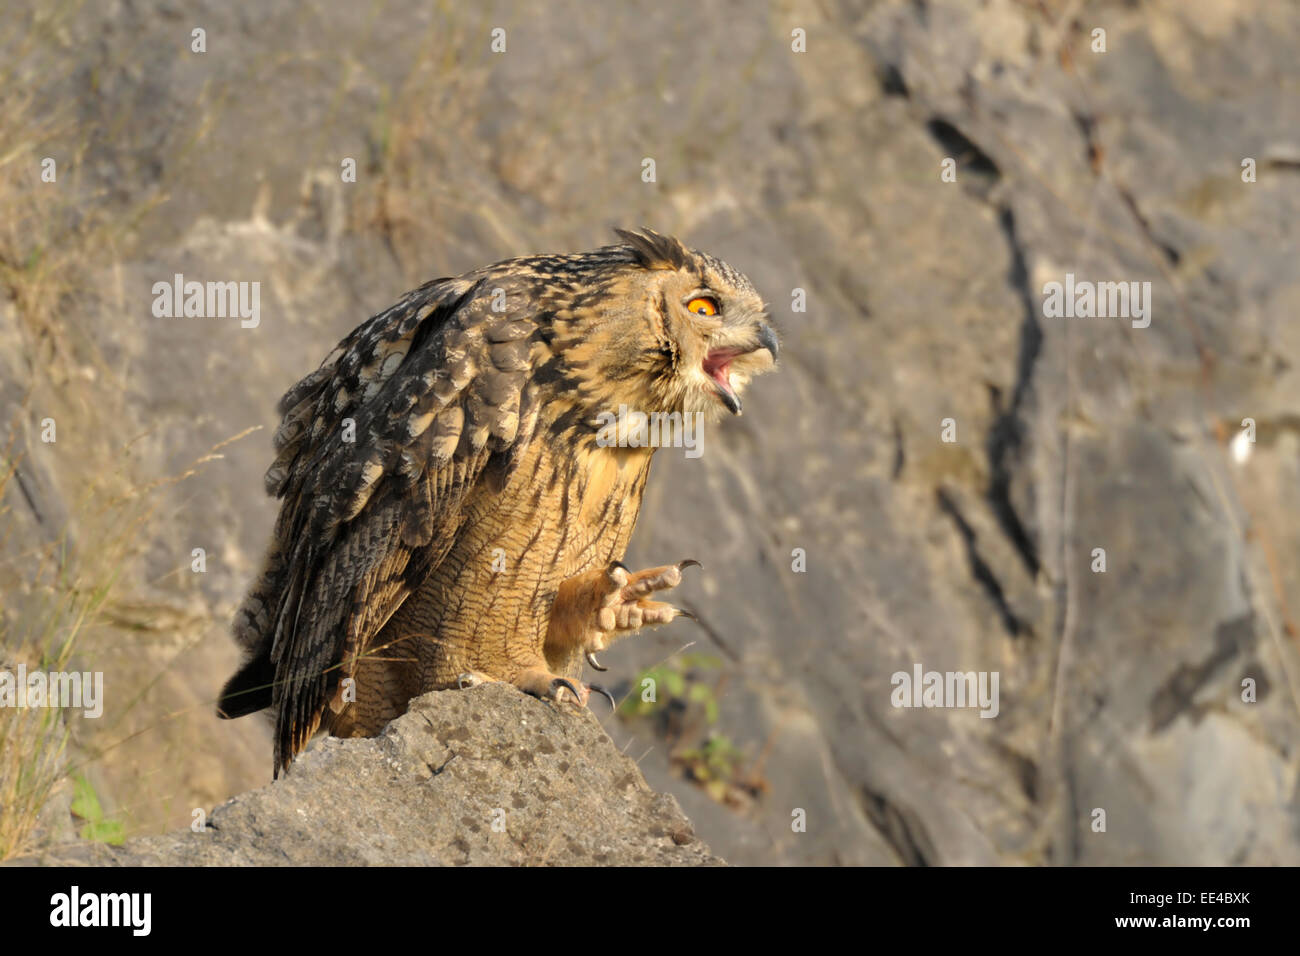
[219,529,292,720]
[217,651,274,719]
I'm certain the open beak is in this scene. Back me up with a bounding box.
[703,322,779,415]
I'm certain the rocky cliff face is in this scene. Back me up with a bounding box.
[2,0,1298,865]
[13,685,718,866]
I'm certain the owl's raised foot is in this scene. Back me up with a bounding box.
[546,559,699,672]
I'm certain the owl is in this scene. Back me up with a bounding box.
[218,228,779,774]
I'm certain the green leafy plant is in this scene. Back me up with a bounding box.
[674,733,749,804]
[618,653,766,807]
[618,653,723,723]
[69,772,124,845]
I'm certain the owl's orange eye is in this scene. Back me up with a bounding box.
[686,296,719,317]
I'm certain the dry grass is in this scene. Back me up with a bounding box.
[0,6,84,858]
[0,412,146,859]
[0,1,162,859]
[0,2,162,378]
[351,2,677,277]
[0,12,81,372]
[352,3,503,274]
[0,396,242,858]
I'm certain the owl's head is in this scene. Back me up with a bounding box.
[571,228,778,422]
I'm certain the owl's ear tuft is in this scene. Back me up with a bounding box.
[614,227,689,271]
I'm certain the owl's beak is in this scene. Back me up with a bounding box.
[703,322,779,415]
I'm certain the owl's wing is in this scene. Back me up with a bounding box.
[227,275,545,773]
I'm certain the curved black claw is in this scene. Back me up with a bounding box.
[675,607,698,622]
[586,651,608,672]
[587,683,617,710]
[551,677,585,705]
[677,559,702,571]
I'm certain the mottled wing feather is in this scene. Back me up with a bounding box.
[235,275,546,773]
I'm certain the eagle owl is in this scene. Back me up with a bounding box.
[218,228,779,774]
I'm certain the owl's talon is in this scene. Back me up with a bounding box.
[677,558,702,571]
[512,667,589,706]
[587,683,617,710]
[586,651,607,672]
[552,677,586,705]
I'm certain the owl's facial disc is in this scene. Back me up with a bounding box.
[654,259,778,417]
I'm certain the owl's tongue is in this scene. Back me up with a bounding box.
[703,348,743,414]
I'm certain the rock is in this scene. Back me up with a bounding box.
[10,685,720,866]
